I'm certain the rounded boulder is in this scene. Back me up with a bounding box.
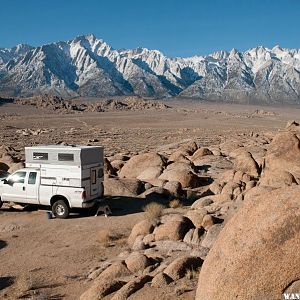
[196,186,300,300]
[119,153,165,179]
[154,215,194,241]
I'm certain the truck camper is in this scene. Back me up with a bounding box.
[0,145,104,218]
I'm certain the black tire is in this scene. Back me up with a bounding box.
[0,199,3,209]
[52,200,69,219]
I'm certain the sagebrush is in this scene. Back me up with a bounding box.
[143,202,165,220]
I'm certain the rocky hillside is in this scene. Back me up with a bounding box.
[1,34,300,103]
[14,95,170,113]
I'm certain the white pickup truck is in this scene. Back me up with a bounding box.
[0,145,104,218]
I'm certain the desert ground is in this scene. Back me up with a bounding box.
[1,97,300,299]
[0,97,297,157]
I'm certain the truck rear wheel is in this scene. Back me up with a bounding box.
[52,200,69,219]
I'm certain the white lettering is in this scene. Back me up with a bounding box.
[283,293,300,300]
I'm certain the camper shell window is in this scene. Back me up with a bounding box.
[91,170,97,184]
[33,152,48,160]
[58,153,74,161]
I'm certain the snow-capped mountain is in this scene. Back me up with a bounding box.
[1,34,300,103]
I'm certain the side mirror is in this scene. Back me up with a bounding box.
[3,178,13,185]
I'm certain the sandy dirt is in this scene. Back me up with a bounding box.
[0,206,143,299]
[1,99,300,299]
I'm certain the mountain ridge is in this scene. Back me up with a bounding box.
[1,34,300,104]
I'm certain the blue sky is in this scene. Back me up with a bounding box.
[1,0,299,57]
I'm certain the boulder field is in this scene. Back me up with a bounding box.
[83,121,300,299]
[2,121,300,299]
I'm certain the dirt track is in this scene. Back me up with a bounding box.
[0,207,143,299]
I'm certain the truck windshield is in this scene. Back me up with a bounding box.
[9,171,26,184]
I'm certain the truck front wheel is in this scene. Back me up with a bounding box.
[0,199,3,209]
[52,200,69,219]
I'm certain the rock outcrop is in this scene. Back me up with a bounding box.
[196,186,300,300]
[104,177,144,197]
[119,153,166,179]
[154,215,194,241]
[260,131,300,187]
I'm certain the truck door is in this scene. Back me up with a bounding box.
[1,171,27,203]
[90,168,98,197]
[26,171,39,204]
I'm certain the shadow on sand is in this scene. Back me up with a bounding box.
[0,240,8,250]
[0,195,196,219]
[0,276,14,291]
[0,182,214,219]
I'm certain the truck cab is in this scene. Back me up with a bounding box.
[0,168,40,205]
[0,145,104,218]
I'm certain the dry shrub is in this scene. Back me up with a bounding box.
[169,199,183,208]
[18,274,43,292]
[98,229,113,246]
[143,202,165,220]
[97,229,123,247]
[16,274,51,299]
